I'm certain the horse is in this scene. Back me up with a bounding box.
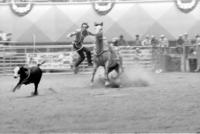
[91,22,123,87]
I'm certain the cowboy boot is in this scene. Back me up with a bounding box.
[72,64,79,74]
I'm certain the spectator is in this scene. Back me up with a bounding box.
[151,35,159,47]
[183,33,191,45]
[0,31,5,45]
[0,31,12,46]
[151,35,159,57]
[177,35,184,45]
[6,33,12,41]
[194,34,200,72]
[142,35,151,46]
[118,35,127,46]
[176,34,184,54]
[135,34,141,46]
[183,33,192,55]
[159,34,169,54]
[195,34,200,44]
[150,35,161,72]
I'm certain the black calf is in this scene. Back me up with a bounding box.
[13,63,44,96]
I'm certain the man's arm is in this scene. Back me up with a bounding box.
[67,29,80,38]
[67,31,76,38]
[88,31,96,36]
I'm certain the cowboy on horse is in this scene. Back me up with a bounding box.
[67,23,95,74]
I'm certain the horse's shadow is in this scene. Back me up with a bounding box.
[91,77,121,89]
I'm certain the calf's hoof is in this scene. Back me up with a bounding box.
[72,66,79,74]
[31,92,38,96]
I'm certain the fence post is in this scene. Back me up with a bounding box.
[182,44,186,72]
[2,45,5,74]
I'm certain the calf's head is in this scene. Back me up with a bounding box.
[13,66,27,79]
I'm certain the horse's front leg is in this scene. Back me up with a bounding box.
[91,63,98,86]
[119,56,124,73]
[104,61,110,87]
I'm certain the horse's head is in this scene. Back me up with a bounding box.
[94,22,103,34]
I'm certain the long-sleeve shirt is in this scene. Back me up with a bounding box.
[142,39,151,46]
[177,38,184,46]
[69,29,94,49]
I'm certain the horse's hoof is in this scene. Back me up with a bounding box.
[121,68,124,73]
[111,83,121,88]
[90,82,94,87]
[105,81,110,87]
[73,67,79,74]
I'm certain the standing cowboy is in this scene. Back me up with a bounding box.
[67,23,95,73]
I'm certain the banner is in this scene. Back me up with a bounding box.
[92,1,115,16]
[10,0,34,17]
[26,52,73,70]
[175,0,198,13]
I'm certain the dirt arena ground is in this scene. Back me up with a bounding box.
[1,71,200,133]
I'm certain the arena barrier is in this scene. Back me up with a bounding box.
[0,42,197,75]
[0,43,92,75]
[0,42,155,75]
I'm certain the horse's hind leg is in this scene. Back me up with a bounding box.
[91,63,98,85]
[109,64,120,78]
[115,64,122,79]
[119,56,124,73]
